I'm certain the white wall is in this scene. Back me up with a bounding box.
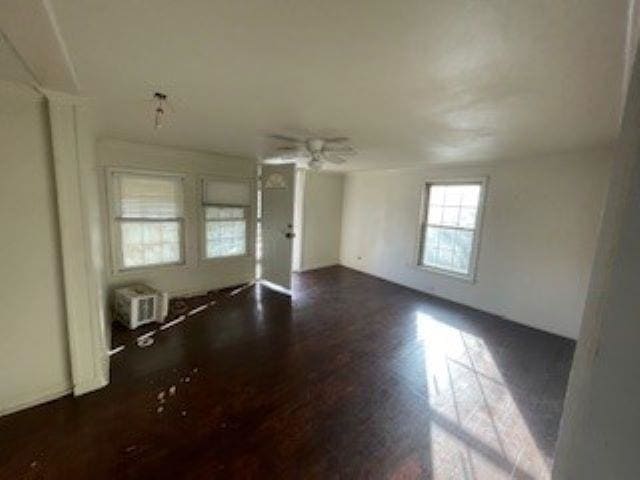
[300,171,344,271]
[553,33,640,479]
[340,152,611,339]
[0,82,71,413]
[98,140,256,297]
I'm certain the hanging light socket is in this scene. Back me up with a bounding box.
[153,92,167,130]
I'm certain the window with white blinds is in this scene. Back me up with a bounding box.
[419,181,485,279]
[202,179,251,258]
[112,172,184,269]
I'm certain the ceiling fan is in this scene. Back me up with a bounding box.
[264,134,356,170]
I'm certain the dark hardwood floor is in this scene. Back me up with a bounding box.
[0,266,574,479]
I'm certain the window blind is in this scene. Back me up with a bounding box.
[203,179,251,206]
[116,173,183,218]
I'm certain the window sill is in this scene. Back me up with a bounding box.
[415,263,477,284]
[112,260,186,276]
[200,253,253,264]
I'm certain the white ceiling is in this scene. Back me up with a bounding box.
[47,0,631,170]
[0,33,37,86]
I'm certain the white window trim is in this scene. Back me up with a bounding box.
[106,167,188,275]
[198,175,255,262]
[415,177,488,283]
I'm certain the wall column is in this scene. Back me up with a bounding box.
[45,90,109,395]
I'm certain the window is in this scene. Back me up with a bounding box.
[419,181,485,279]
[204,206,247,257]
[111,172,184,270]
[202,179,251,258]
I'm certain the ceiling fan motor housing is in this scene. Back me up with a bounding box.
[307,138,325,152]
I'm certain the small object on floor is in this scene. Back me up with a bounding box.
[187,304,208,317]
[228,282,254,297]
[169,385,176,396]
[108,345,125,356]
[159,315,185,331]
[157,391,165,401]
[171,299,188,315]
[156,406,164,414]
[137,329,156,340]
[184,376,191,383]
[137,336,154,348]
[181,411,187,417]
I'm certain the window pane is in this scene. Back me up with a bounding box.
[460,185,481,206]
[204,206,247,258]
[121,221,181,268]
[427,183,481,228]
[206,220,247,258]
[427,205,443,224]
[443,186,463,206]
[441,206,460,226]
[459,207,478,229]
[118,174,183,218]
[429,185,446,205]
[422,226,474,275]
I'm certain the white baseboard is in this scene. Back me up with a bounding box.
[0,383,72,417]
[298,262,340,272]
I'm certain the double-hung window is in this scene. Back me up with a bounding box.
[202,179,251,258]
[111,171,184,270]
[419,181,485,279]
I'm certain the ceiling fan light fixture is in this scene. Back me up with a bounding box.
[267,133,354,169]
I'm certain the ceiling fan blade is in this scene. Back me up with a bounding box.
[262,156,298,165]
[323,136,350,143]
[269,134,304,144]
[277,145,301,151]
[323,153,347,164]
[323,146,357,155]
[263,150,308,162]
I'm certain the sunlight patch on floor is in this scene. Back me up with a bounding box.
[415,312,551,480]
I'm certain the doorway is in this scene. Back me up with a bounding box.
[257,163,301,292]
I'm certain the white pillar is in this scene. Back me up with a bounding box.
[45,90,109,395]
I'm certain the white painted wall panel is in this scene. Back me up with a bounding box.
[301,172,344,271]
[340,152,611,339]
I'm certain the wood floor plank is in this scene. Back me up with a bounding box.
[0,266,574,479]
